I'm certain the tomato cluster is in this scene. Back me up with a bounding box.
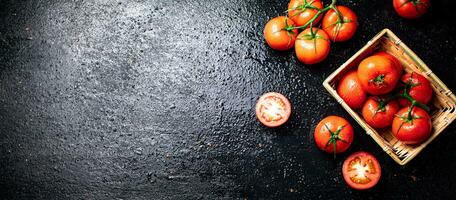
[263,0,358,65]
[337,52,434,145]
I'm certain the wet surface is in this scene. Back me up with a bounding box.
[0,0,455,199]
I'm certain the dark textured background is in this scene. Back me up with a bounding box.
[0,0,455,199]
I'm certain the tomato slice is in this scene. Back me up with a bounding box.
[255,92,291,127]
[342,151,381,190]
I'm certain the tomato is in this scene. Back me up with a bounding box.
[342,151,381,190]
[314,116,354,155]
[357,55,400,95]
[322,6,358,42]
[392,107,432,145]
[361,96,399,129]
[287,0,324,27]
[373,51,402,74]
[393,0,430,19]
[263,16,298,51]
[398,72,433,107]
[255,92,292,127]
[295,28,330,64]
[337,70,367,109]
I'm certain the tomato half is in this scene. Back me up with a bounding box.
[295,28,330,65]
[361,96,399,128]
[398,72,433,107]
[373,51,402,74]
[392,107,432,145]
[357,55,400,95]
[263,16,298,51]
[322,6,358,42]
[393,0,430,19]
[255,92,292,127]
[314,116,354,155]
[337,70,367,109]
[287,0,324,27]
[342,151,381,190]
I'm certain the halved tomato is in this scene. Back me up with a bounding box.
[342,151,381,190]
[255,92,292,127]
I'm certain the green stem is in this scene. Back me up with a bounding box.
[399,81,430,112]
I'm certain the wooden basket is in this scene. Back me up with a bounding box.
[323,29,456,165]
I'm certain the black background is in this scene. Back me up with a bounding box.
[0,0,455,199]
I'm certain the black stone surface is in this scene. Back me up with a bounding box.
[0,0,455,199]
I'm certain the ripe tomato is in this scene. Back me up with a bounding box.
[392,107,432,145]
[357,55,400,95]
[322,6,358,42]
[361,96,399,128]
[287,0,324,27]
[295,28,330,64]
[263,16,298,51]
[373,51,402,74]
[337,70,367,109]
[393,0,430,19]
[314,116,354,155]
[255,92,292,127]
[342,151,381,190]
[398,72,433,107]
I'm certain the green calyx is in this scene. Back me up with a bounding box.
[297,26,327,54]
[395,105,423,135]
[374,74,385,84]
[374,97,387,114]
[324,124,348,158]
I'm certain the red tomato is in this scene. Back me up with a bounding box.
[361,96,399,128]
[255,92,292,127]
[287,0,324,27]
[373,51,402,74]
[393,0,430,19]
[392,107,432,145]
[263,16,298,51]
[314,116,354,155]
[342,151,381,190]
[357,55,400,95]
[398,72,433,107]
[295,28,331,64]
[322,6,358,42]
[337,70,367,109]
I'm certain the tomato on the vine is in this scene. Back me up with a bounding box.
[314,116,354,156]
[255,92,292,127]
[322,6,358,42]
[342,151,381,190]
[287,0,324,27]
[295,28,330,64]
[337,70,366,109]
[361,96,399,128]
[393,0,430,19]
[392,107,432,145]
[263,16,298,51]
[398,72,433,107]
[357,55,400,95]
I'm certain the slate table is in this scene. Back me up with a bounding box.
[0,0,455,199]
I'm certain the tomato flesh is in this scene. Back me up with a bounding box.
[343,151,381,190]
[255,92,291,127]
